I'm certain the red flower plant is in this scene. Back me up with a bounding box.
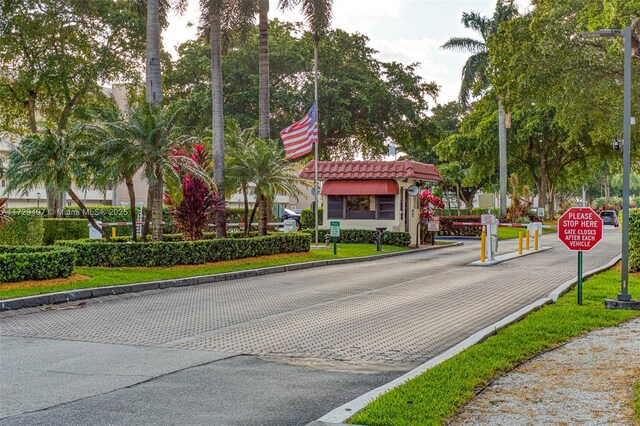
[419,189,444,220]
[165,144,225,240]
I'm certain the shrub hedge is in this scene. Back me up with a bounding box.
[0,246,76,282]
[303,228,410,247]
[43,219,89,245]
[437,216,482,237]
[0,216,44,246]
[630,209,639,272]
[300,208,324,229]
[56,234,311,267]
[7,205,138,237]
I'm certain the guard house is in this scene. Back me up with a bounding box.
[299,160,442,243]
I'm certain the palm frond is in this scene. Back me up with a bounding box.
[441,37,486,54]
[461,11,491,41]
[459,52,489,107]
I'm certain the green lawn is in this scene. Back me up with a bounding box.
[0,244,409,300]
[348,269,640,426]
[635,382,640,424]
[498,226,556,240]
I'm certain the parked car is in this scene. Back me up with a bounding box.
[281,208,302,230]
[600,210,619,227]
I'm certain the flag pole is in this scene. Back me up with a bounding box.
[313,42,319,245]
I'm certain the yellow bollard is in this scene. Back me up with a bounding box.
[111,227,116,238]
[518,231,523,254]
[526,229,530,250]
[480,225,486,263]
[534,229,539,251]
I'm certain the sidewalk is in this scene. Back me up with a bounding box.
[451,317,640,425]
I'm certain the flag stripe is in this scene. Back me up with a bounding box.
[280,103,318,160]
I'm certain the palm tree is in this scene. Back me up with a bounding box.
[224,121,259,234]
[440,0,519,107]
[278,0,333,46]
[129,0,188,239]
[199,0,229,238]
[81,102,145,241]
[5,129,110,239]
[441,0,519,220]
[248,138,303,236]
[97,103,200,241]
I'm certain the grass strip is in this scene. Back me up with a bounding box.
[634,381,640,424]
[0,244,410,300]
[348,269,640,426]
[498,226,556,240]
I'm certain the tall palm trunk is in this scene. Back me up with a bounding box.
[258,0,270,139]
[67,188,110,240]
[146,0,163,241]
[258,194,268,236]
[242,183,249,236]
[248,202,259,235]
[211,3,226,238]
[151,167,164,241]
[142,185,153,241]
[146,0,162,106]
[46,188,61,217]
[125,177,137,242]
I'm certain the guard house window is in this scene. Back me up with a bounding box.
[377,195,395,219]
[346,195,375,219]
[327,195,344,219]
[327,195,395,220]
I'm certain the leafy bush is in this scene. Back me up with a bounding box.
[56,234,311,267]
[0,216,44,246]
[304,228,410,247]
[7,205,137,237]
[592,197,622,211]
[630,209,640,272]
[437,216,482,237]
[226,208,246,224]
[43,219,89,245]
[0,246,76,282]
[300,208,323,229]
[166,144,226,240]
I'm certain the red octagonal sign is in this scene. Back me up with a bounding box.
[558,207,603,251]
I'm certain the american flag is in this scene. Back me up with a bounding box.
[280,103,318,160]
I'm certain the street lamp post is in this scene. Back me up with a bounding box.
[36,192,41,208]
[581,26,634,304]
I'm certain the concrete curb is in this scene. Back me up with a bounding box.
[0,243,463,312]
[312,253,622,425]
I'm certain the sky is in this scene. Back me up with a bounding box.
[164,0,531,106]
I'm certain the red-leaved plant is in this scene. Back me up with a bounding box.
[419,189,444,220]
[0,198,12,227]
[165,144,225,240]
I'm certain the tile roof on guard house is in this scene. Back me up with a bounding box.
[298,160,442,182]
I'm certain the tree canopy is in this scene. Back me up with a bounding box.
[164,21,439,159]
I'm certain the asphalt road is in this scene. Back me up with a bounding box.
[0,229,622,425]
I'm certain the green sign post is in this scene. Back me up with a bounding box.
[330,221,340,255]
